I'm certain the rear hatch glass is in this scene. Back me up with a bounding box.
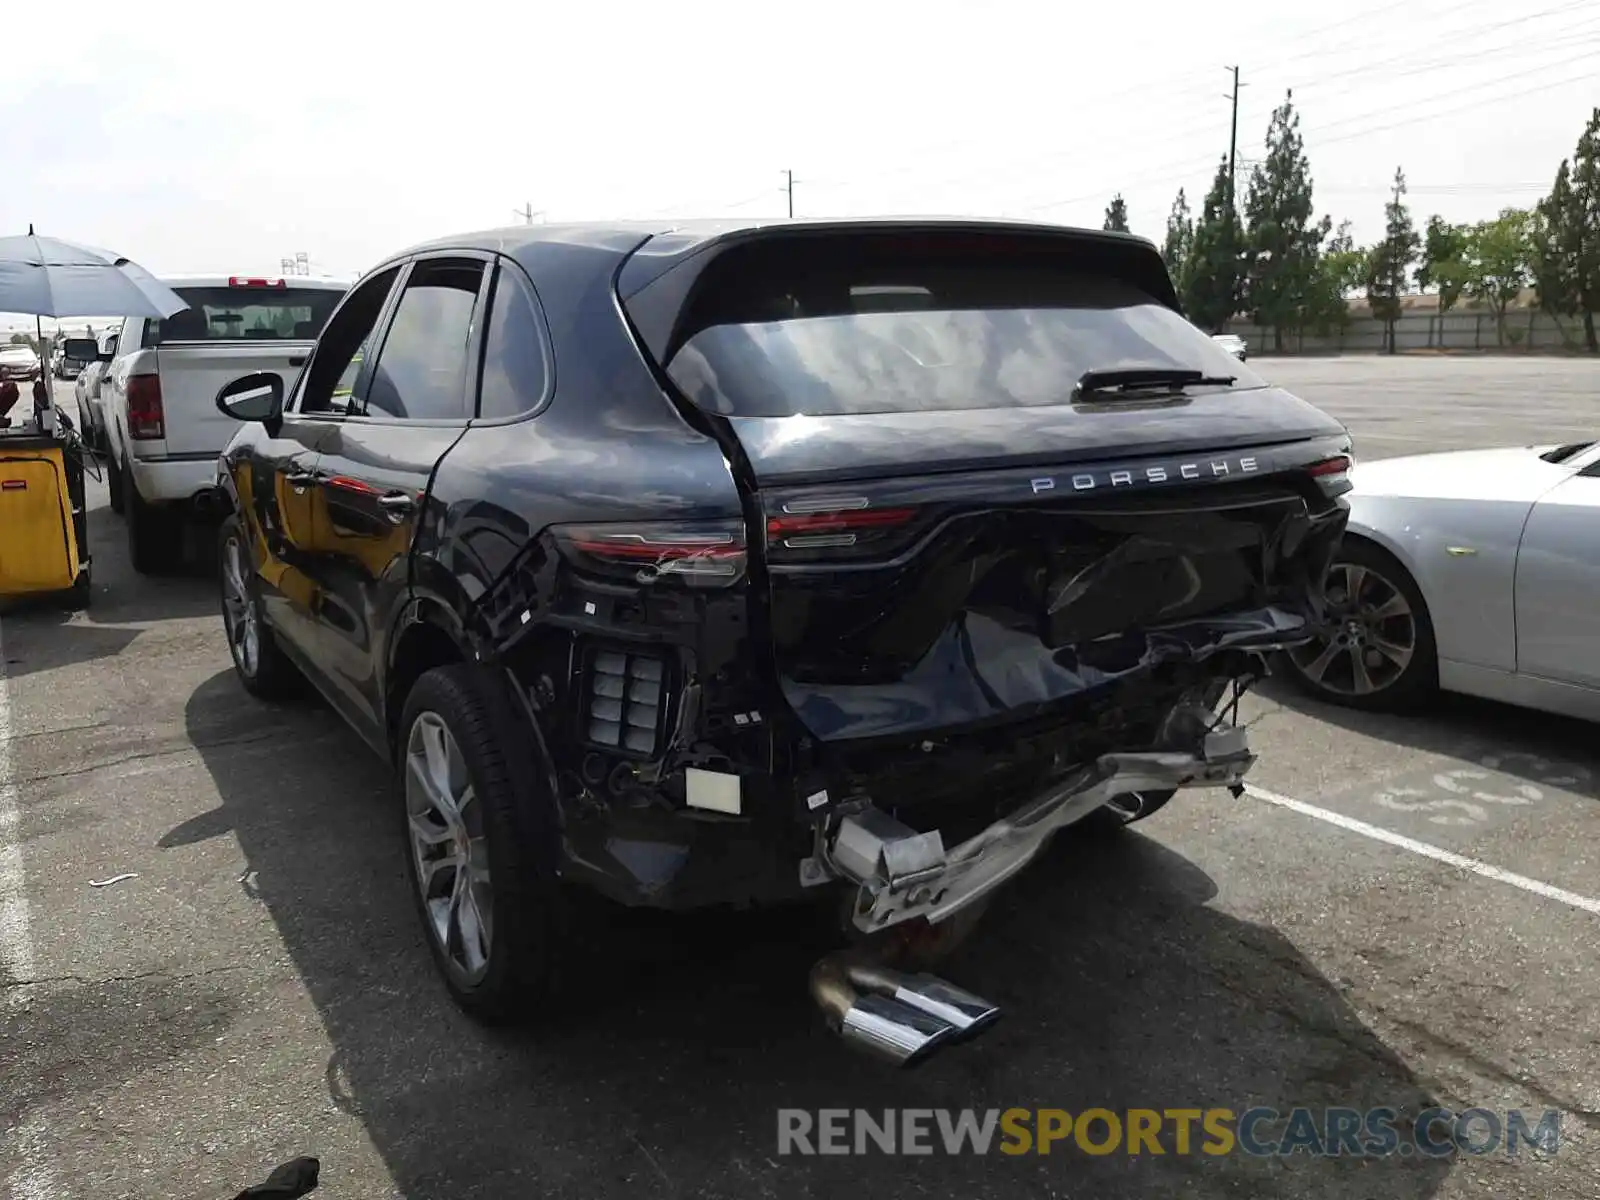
[150,286,343,344]
[661,236,1263,419]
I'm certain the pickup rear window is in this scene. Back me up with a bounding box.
[146,286,345,345]
[660,239,1260,418]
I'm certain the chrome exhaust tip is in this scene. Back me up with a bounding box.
[839,993,959,1067]
[892,974,1002,1040]
[809,949,1000,1067]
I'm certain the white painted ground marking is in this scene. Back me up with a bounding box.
[1244,783,1600,918]
[0,617,60,1198]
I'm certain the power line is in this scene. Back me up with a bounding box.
[795,8,1596,215]
[1015,46,1594,217]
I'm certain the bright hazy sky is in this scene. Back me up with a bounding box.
[1,0,1593,322]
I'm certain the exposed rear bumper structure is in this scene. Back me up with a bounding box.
[812,717,1254,935]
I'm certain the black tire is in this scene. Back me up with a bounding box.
[1278,536,1438,712]
[218,515,302,701]
[106,455,124,515]
[399,665,564,1024]
[68,569,91,611]
[124,468,178,574]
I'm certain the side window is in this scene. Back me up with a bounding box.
[298,266,402,415]
[477,264,551,420]
[363,258,485,421]
[139,317,160,349]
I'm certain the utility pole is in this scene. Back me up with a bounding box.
[1224,66,1244,214]
[783,170,795,218]
[513,203,544,225]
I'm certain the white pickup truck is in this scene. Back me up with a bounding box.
[102,275,350,572]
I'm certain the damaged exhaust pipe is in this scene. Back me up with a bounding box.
[808,950,1001,1067]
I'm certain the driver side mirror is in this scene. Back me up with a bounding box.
[216,372,285,425]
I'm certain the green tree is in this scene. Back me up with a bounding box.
[1183,157,1243,332]
[1533,161,1583,345]
[1364,167,1419,354]
[1303,220,1368,335]
[1103,194,1130,233]
[1162,189,1194,290]
[1536,109,1600,352]
[1462,209,1534,346]
[1417,216,1469,314]
[1243,91,1329,349]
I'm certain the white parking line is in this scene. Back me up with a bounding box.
[0,618,59,1200]
[1244,783,1600,917]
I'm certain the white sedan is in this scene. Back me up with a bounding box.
[1280,439,1600,721]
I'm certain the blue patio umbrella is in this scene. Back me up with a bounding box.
[0,226,186,432]
[0,225,186,321]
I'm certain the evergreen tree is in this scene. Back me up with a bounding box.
[1183,158,1243,332]
[1103,194,1130,233]
[1243,91,1329,349]
[1537,108,1600,351]
[1365,167,1420,354]
[1162,189,1194,290]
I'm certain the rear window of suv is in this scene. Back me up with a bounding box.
[146,285,344,345]
[659,236,1261,418]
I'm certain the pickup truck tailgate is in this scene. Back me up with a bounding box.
[154,342,313,457]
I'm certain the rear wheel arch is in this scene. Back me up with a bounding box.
[385,603,470,755]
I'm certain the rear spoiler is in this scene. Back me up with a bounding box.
[615,220,1183,367]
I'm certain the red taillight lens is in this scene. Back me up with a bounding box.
[228,276,287,288]
[1307,455,1352,478]
[126,375,165,440]
[552,519,746,588]
[766,508,917,537]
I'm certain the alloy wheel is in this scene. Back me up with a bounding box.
[405,713,494,983]
[221,536,260,678]
[1289,561,1416,697]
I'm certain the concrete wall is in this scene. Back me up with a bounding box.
[1225,309,1597,355]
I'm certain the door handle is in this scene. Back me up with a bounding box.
[285,469,319,492]
[377,492,416,513]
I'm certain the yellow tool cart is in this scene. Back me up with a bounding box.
[0,401,93,607]
[0,225,190,607]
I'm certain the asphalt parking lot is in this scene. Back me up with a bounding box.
[4,357,1600,1199]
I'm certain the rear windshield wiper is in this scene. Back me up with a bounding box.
[1074,367,1237,398]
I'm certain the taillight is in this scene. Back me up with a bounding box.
[551,519,746,588]
[1306,453,1354,499]
[126,375,164,440]
[1307,455,1353,478]
[765,502,922,559]
[228,276,287,289]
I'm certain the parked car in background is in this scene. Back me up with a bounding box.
[57,337,95,381]
[1211,332,1248,360]
[73,333,118,452]
[101,275,349,572]
[1280,438,1600,721]
[0,343,39,380]
[210,218,1353,1060]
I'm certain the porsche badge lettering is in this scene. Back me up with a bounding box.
[1030,455,1261,495]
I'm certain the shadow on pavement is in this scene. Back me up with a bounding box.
[1257,674,1600,799]
[182,668,1451,1200]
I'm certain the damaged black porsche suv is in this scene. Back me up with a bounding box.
[212,217,1351,1064]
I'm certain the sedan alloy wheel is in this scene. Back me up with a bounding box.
[1288,560,1419,698]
